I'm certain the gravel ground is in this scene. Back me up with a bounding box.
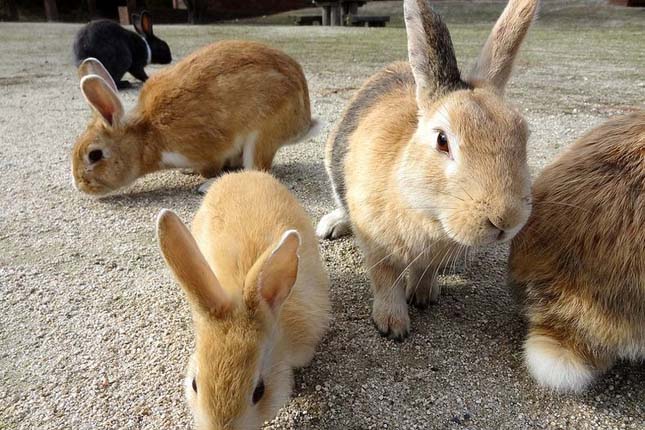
[1,3,644,429]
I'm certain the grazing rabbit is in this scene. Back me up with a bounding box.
[73,11,171,89]
[508,111,645,392]
[72,41,315,196]
[156,171,330,429]
[316,0,539,340]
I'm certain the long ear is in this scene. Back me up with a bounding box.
[404,0,461,110]
[156,209,231,317]
[257,230,301,313]
[80,75,124,127]
[140,11,153,35]
[77,57,117,93]
[467,0,539,93]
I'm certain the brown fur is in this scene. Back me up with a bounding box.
[318,0,538,340]
[157,171,330,429]
[509,111,645,391]
[73,41,312,195]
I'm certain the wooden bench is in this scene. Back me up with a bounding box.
[295,15,324,26]
[350,15,390,27]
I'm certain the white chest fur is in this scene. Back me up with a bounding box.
[161,151,193,168]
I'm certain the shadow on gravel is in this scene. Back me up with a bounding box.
[96,183,201,206]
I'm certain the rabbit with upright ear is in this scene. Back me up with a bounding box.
[73,11,171,89]
[317,0,539,340]
[156,171,330,429]
[508,111,645,393]
[72,41,316,196]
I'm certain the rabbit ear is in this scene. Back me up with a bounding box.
[77,57,117,93]
[466,0,539,93]
[156,209,231,317]
[80,75,123,127]
[404,0,461,110]
[256,230,301,313]
[131,13,142,33]
[140,11,153,35]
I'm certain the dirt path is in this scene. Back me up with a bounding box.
[1,8,643,429]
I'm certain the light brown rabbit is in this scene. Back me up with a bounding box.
[72,40,316,196]
[508,111,645,392]
[317,0,539,340]
[156,171,330,429]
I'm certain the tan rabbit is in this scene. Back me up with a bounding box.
[317,0,539,340]
[72,40,316,196]
[508,111,645,392]
[156,171,330,429]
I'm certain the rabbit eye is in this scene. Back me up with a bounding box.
[192,377,197,393]
[436,131,449,154]
[252,379,265,404]
[88,149,103,163]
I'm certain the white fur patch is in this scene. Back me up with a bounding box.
[242,131,259,170]
[71,170,79,191]
[416,105,460,176]
[140,35,152,65]
[316,208,351,239]
[525,334,596,393]
[161,151,192,169]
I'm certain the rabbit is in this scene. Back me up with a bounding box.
[316,0,539,340]
[73,11,172,89]
[71,40,316,196]
[156,171,330,429]
[508,111,645,393]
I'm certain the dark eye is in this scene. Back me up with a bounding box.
[88,149,103,163]
[252,379,265,404]
[436,131,449,154]
[192,377,197,393]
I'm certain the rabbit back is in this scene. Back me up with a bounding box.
[73,20,139,84]
[326,62,421,209]
[135,40,312,173]
[510,112,645,353]
[509,112,645,391]
[193,171,330,355]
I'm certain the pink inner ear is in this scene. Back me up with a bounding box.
[103,111,113,125]
[95,97,114,125]
[143,16,152,33]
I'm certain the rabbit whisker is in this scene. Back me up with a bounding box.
[391,246,430,291]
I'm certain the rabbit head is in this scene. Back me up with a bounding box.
[157,210,302,429]
[398,0,538,246]
[72,58,144,196]
[132,11,172,64]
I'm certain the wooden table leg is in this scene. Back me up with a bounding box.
[330,4,341,26]
[322,5,331,26]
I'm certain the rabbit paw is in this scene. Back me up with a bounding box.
[180,169,199,176]
[316,208,351,240]
[372,298,410,341]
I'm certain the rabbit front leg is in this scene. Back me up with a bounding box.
[196,160,225,194]
[249,133,279,171]
[406,258,440,310]
[366,250,410,341]
[129,66,149,83]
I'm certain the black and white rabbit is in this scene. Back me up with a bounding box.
[73,11,171,89]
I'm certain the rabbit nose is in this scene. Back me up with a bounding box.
[487,217,507,241]
[487,205,527,242]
